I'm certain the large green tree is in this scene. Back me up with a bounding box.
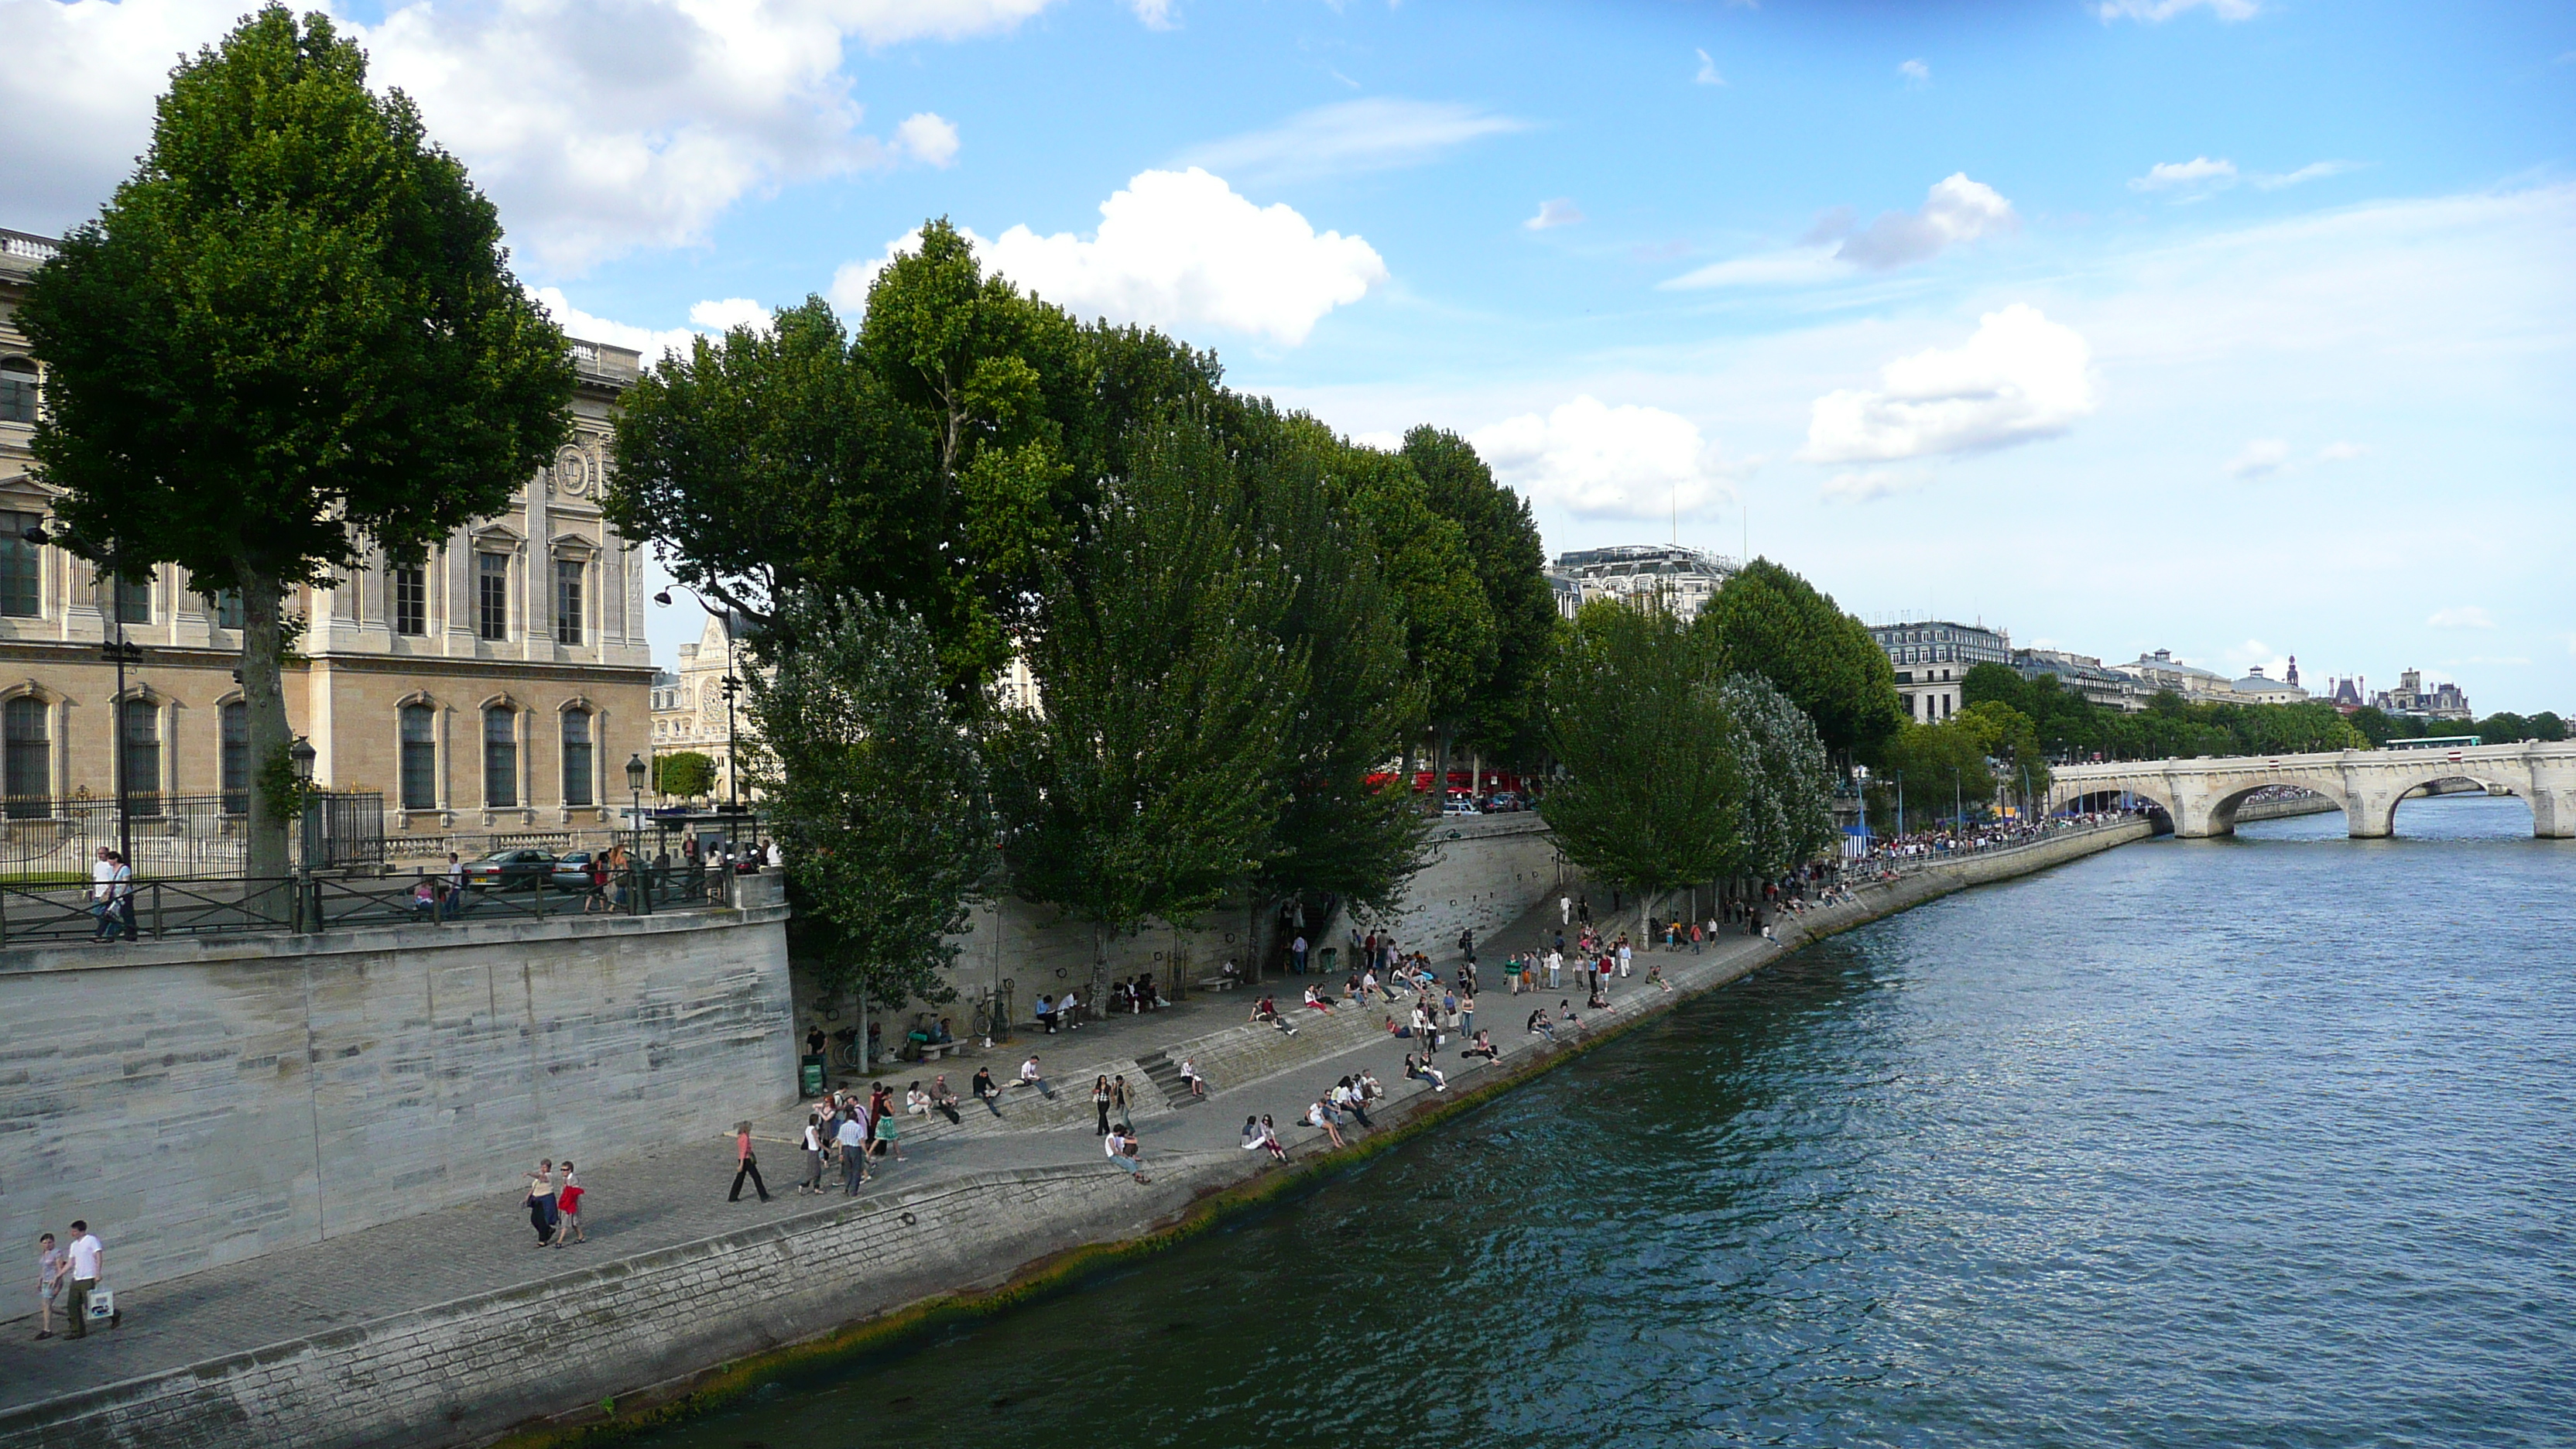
[1694,558,1903,762]
[1719,674,1840,875]
[1542,598,1748,905]
[22,5,571,879]
[1403,426,1556,764]
[746,594,994,1008]
[988,413,1300,1002]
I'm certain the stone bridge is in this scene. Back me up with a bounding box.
[2047,742,2576,839]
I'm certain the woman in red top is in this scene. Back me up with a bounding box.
[551,1163,586,1245]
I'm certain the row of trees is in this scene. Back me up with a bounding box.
[2354,707,2567,746]
[1961,664,2370,759]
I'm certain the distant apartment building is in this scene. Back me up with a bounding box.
[649,611,766,803]
[1547,545,1737,622]
[1869,619,2012,723]
[0,227,653,839]
[2115,649,2246,703]
[2012,647,2146,712]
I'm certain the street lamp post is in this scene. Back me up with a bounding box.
[289,735,315,871]
[625,752,649,912]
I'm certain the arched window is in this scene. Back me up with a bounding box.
[0,358,36,425]
[220,701,249,815]
[4,696,47,815]
[560,708,594,807]
[120,699,162,815]
[483,706,517,807]
[401,704,438,810]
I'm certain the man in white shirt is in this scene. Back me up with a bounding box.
[1560,894,1571,926]
[1057,989,1080,1029]
[89,850,117,942]
[1617,942,1632,978]
[1019,1055,1053,1098]
[1545,950,1563,990]
[63,1221,107,1338]
[835,1112,869,1194]
[1105,1126,1146,1181]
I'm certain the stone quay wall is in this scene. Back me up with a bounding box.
[0,880,795,1291]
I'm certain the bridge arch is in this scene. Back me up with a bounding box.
[2362,769,2530,838]
[2204,777,2357,837]
[2052,777,2178,827]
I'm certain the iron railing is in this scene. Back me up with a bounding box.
[0,791,384,880]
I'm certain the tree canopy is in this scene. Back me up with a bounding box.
[1694,558,1903,761]
[22,3,570,876]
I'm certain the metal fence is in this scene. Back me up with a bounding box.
[0,858,747,947]
[0,792,382,881]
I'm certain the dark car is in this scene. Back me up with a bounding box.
[459,848,556,889]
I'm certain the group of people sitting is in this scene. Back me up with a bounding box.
[1109,975,1166,1014]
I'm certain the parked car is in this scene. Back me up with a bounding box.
[550,851,607,892]
[1442,794,1482,816]
[459,848,556,889]
[1484,791,1523,814]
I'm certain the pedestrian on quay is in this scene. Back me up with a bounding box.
[1020,1055,1055,1098]
[1460,991,1476,1039]
[1111,1074,1135,1132]
[1092,1074,1114,1136]
[35,1231,65,1340]
[1560,894,1571,926]
[1689,921,1704,954]
[837,1108,870,1193]
[872,1103,906,1163]
[930,1075,963,1124]
[800,1114,827,1193]
[1464,1030,1500,1063]
[1308,1098,1348,1149]
[1105,1125,1149,1183]
[1617,938,1632,978]
[973,1065,1002,1115]
[1528,1006,1555,1040]
[1546,949,1563,991]
[1648,962,1672,993]
[728,1122,771,1203]
[1257,1114,1290,1163]
[552,1163,586,1245]
[60,1221,108,1338]
[1035,992,1058,1035]
[1404,1053,1448,1092]
[1179,1057,1207,1098]
[524,1160,559,1246]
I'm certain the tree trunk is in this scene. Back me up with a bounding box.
[238,564,293,882]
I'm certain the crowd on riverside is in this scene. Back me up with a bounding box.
[1854,807,2147,878]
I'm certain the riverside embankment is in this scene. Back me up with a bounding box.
[0,819,2150,1449]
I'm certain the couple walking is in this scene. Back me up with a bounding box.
[522,1160,587,1246]
[33,1221,112,1340]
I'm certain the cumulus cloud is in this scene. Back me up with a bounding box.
[687,298,774,332]
[1129,0,1178,29]
[895,112,961,168]
[1663,173,2016,289]
[2426,606,2496,630]
[1526,199,1584,231]
[1469,397,1742,519]
[1819,469,1923,505]
[2132,156,2239,197]
[1898,58,1930,84]
[2097,0,2259,21]
[1695,49,1726,86]
[2225,438,2290,478]
[831,169,1386,345]
[1180,98,1527,186]
[0,0,1048,269]
[1801,304,2098,463]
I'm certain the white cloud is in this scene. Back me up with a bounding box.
[1898,58,1930,84]
[2254,159,2360,190]
[1180,98,1527,186]
[1695,49,1726,86]
[2097,0,2259,21]
[2427,606,2496,631]
[2225,438,2290,478]
[0,0,1049,270]
[1129,0,1178,29]
[1819,469,1923,505]
[896,112,961,168]
[1664,173,2016,288]
[1526,198,1584,231]
[2316,440,2366,462]
[687,298,774,331]
[1802,304,2098,462]
[832,169,1386,345]
[1470,396,1742,519]
[2132,156,2239,198]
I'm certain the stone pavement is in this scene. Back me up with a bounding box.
[2,843,2057,1416]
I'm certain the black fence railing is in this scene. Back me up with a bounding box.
[0,859,745,948]
[0,791,385,880]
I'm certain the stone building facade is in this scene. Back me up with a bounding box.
[1869,618,2012,722]
[0,228,653,851]
[649,610,761,803]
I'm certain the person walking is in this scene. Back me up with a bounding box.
[728,1122,771,1202]
[60,1221,107,1338]
[1091,1075,1113,1135]
[1460,992,1477,1039]
[1110,1075,1134,1132]
[872,1105,905,1164]
[1560,894,1571,926]
[799,1114,827,1193]
[35,1232,65,1340]
[88,848,118,941]
[1292,933,1309,975]
[524,1160,559,1246]
[551,1163,586,1245]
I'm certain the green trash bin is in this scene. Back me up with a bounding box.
[1319,947,1338,975]
[799,1053,826,1097]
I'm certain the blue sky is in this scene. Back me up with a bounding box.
[9,0,2574,711]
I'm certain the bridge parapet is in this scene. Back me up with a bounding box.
[2047,742,2576,840]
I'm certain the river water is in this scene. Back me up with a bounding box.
[646,795,2575,1448]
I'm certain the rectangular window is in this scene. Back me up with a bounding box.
[561,710,594,806]
[484,707,517,807]
[4,696,48,815]
[220,701,248,814]
[0,511,39,618]
[554,559,584,646]
[401,704,438,810]
[0,361,36,425]
[120,699,162,815]
[202,589,244,629]
[476,553,509,641]
[394,566,427,636]
[112,573,152,626]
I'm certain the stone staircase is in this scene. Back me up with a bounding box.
[1134,1049,1201,1109]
